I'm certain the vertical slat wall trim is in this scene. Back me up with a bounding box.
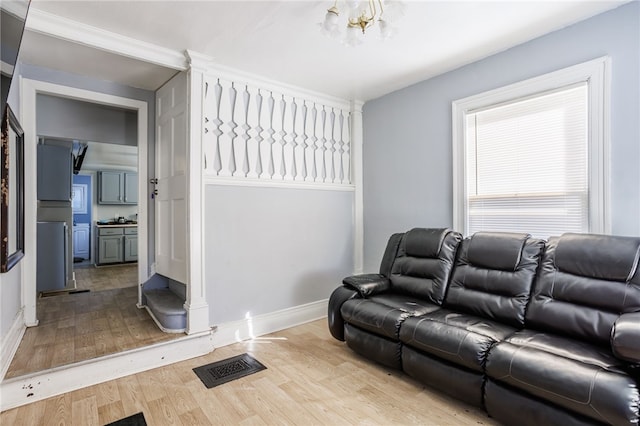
[203,75,352,187]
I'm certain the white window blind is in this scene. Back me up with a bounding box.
[464,83,588,239]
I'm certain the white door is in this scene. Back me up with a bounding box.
[155,72,188,283]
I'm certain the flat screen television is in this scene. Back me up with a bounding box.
[1,0,31,114]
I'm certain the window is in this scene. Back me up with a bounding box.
[466,84,588,237]
[453,58,609,238]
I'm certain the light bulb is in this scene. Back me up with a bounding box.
[346,0,360,10]
[378,19,392,39]
[345,25,363,46]
[383,0,407,21]
[322,7,339,31]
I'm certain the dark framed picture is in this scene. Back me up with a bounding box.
[1,104,25,272]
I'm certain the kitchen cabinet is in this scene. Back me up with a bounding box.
[124,230,138,262]
[98,171,121,204]
[96,226,137,264]
[124,173,138,204]
[98,171,138,205]
[97,227,123,264]
[73,223,90,260]
[98,235,122,264]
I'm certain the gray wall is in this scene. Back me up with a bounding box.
[37,94,137,146]
[204,185,354,324]
[0,257,22,344]
[362,2,640,271]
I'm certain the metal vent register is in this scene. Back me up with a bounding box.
[193,353,267,388]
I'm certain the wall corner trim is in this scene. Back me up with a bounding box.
[350,103,364,275]
[350,99,365,113]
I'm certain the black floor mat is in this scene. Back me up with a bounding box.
[40,289,90,297]
[105,412,146,426]
[193,353,266,388]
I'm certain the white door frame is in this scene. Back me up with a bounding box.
[20,78,149,325]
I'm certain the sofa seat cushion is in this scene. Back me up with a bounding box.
[485,380,604,426]
[486,329,640,425]
[367,293,441,313]
[341,294,440,340]
[344,323,403,369]
[399,309,517,372]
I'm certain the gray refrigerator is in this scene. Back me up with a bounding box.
[36,142,74,292]
[36,221,68,292]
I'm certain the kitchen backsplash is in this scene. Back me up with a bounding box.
[95,204,138,223]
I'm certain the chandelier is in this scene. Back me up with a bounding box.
[320,0,404,46]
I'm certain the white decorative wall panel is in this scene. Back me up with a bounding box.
[203,76,352,187]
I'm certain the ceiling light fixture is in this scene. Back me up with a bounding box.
[320,0,404,46]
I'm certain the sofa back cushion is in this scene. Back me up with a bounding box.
[389,228,462,305]
[467,232,529,272]
[526,233,640,345]
[379,233,404,277]
[445,232,545,328]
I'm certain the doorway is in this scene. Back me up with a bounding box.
[21,79,149,320]
[13,79,153,376]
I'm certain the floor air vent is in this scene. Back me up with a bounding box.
[193,353,266,388]
[105,411,146,426]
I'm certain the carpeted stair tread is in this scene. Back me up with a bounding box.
[143,288,186,316]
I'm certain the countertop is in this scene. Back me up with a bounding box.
[96,223,138,228]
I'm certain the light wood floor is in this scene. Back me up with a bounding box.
[5,265,182,379]
[0,320,498,425]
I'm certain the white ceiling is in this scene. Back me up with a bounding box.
[20,0,629,101]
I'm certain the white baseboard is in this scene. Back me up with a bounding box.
[212,298,328,347]
[0,309,26,381]
[0,298,328,412]
[0,331,214,412]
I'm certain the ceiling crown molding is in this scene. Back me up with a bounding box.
[185,50,214,73]
[25,8,187,71]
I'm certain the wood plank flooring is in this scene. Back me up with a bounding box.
[0,320,498,425]
[74,264,138,292]
[5,265,182,379]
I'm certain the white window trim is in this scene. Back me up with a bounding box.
[452,57,611,236]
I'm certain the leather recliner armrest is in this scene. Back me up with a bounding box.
[612,312,640,363]
[328,286,358,341]
[342,274,390,297]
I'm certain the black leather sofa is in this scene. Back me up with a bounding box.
[328,228,640,425]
